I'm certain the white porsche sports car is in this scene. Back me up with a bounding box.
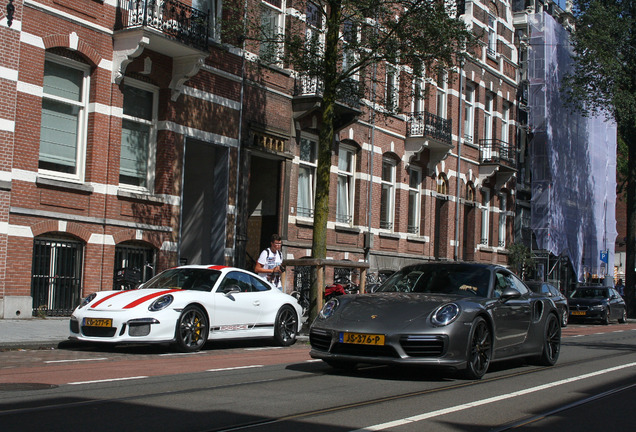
[70,265,303,352]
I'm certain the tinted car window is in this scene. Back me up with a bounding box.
[143,268,221,291]
[251,275,271,292]
[379,265,490,297]
[218,271,252,293]
[570,288,608,299]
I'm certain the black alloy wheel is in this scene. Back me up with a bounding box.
[536,313,561,366]
[274,305,298,346]
[619,307,627,324]
[175,305,209,352]
[463,317,492,380]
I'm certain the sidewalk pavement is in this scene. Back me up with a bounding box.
[0,317,71,350]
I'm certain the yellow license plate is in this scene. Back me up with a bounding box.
[84,318,113,327]
[340,332,385,345]
[571,311,585,316]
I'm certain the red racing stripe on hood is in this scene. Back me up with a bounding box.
[123,289,181,309]
[90,291,128,308]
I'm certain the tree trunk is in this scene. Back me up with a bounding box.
[625,126,636,317]
[309,1,342,324]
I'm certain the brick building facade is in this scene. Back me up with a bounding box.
[0,0,517,318]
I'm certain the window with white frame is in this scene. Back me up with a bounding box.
[306,2,323,53]
[464,83,474,143]
[260,0,285,63]
[39,54,90,180]
[412,61,425,113]
[498,194,507,247]
[436,71,447,119]
[487,14,497,57]
[501,102,510,160]
[481,189,490,245]
[336,145,355,224]
[385,65,399,111]
[407,167,421,234]
[380,158,396,230]
[193,0,222,41]
[483,92,493,160]
[297,137,317,218]
[342,19,359,79]
[119,81,157,191]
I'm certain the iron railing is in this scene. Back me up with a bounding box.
[293,75,361,108]
[31,238,84,316]
[407,111,452,144]
[479,139,516,169]
[116,0,209,51]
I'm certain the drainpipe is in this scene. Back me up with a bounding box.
[454,57,465,261]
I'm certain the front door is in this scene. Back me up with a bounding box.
[180,139,228,265]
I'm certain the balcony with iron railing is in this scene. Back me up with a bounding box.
[407,111,452,144]
[115,0,209,51]
[292,76,362,131]
[405,111,453,173]
[113,0,210,99]
[478,139,517,188]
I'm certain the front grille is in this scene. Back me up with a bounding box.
[309,329,332,351]
[81,326,117,337]
[570,306,589,311]
[70,319,79,334]
[331,343,399,358]
[400,335,446,357]
[128,323,151,337]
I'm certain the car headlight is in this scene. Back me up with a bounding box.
[590,305,605,311]
[319,298,339,319]
[149,294,174,311]
[78,293,97,309]
[431,303,460,326]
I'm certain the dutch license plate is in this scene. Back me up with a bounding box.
[339,332,385,345]
[84,318,113,327]
[571,311,585,316]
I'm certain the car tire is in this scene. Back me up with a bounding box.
[618,307,627,324]
[274,305,298,346]
[174,305,209,353]
[463,317,492,380]
[601,308,610,325]
[535,313,560,366]
[560,308,568,327]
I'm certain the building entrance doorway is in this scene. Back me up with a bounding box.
[245,155,281,269]
[180,139,228,265]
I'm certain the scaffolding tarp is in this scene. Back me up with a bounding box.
[528,12,617,282]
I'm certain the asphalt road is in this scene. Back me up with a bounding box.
[1,323,635,432]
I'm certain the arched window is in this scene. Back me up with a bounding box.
[437,174,448,195]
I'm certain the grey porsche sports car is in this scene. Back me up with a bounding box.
[309,263,561,379]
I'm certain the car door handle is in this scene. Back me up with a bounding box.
[253,300,261,306]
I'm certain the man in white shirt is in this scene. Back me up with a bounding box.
[255,234,284,290]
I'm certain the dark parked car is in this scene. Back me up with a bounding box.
[525,281,569,327]
[568,286,627,325]
[309,263,561,380]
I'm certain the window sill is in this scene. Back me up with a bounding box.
[406,235,428,243]
[378,231,400,240]
[0,180,11,191]
[335,224,360,234]
[117,188,163,203]
[36,176,94,194]
[295,217,314,227]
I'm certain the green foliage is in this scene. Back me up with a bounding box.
[506,243,535,276]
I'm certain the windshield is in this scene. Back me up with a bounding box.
[142,268,221,292]
[570,288,608,299]
[377,265,490,297]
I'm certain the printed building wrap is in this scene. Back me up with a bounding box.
[528,12,617,281]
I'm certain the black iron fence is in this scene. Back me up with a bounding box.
[31,238,84,316]
[116,0,209,51]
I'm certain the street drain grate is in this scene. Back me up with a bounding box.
[0,383,58,391]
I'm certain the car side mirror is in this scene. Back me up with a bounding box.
[221,285,241,295]
[500,287,521,302]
